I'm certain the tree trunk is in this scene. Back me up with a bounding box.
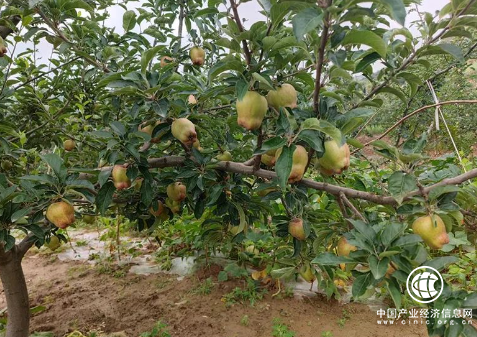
[0,247,30,337]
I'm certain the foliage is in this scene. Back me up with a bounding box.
[1,0,477,336]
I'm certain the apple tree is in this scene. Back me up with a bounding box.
[1,0,477,336]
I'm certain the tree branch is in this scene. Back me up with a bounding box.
[340,192,366,222]
[17,234,35,259]
[230,0,252,66]
[143,155,477,206]
[313,4,331,117]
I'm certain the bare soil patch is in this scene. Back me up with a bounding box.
[0,253,428,337]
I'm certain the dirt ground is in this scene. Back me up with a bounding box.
[0,252,428,337]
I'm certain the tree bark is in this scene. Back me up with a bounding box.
[0,246,30,337]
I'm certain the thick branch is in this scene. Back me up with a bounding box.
[144,155,477,206]
[17,234,35,259]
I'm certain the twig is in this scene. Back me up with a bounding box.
[340,192,366,222]
[337,194,348,218]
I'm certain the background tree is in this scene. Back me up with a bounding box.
[1,0,477,336]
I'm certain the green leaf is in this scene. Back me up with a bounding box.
[438,43,464,61]
[141,46,162,74]
[462,325,477,337]
[381,222,404,247]
[252,73,274,91]
[368,255,389,279]
[255,137,287,155]
[235,79,249,101]
[95,181,115,215]
[342,30,387,58]
[463,293,477,309]
[140,179,153,206]
[422,256,459,271]
[388,171,417,204]
[270,2,310,27]
[301,118,343,144]
[40,154,67,183]
[386,278,402,309]
[123,10,137,32]
[311,252,354,265]
[348,219,376,242]
[62,0,94,13]
[110,121,126,136]
[380,0,406,25]
[352,272,372,298]
[270,267,296,279]
[428,185,460,201]
[297,130,324,153]
[275,145,294,188]
[338,108,374,135]
[20,175,57,185]
[376,86,407,104]
[292,7,323,41]
[11,208,31,223]
[233,202,248,234]
[208,55,244,80]
[392,234,422,246]
[98,168,112,187]
[347,138,364,149]
[4,235,15,252]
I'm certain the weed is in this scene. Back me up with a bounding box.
[271,318,296,337]
[240,315,249,326]
[221,279,265,307]
[75,240,88,247]
[321,331,333,337]
[337,309,351,328]
[140,321,171,337]
[96,261,128,278]
[192,277,214,295]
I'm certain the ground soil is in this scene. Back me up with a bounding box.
[0,252,428,337]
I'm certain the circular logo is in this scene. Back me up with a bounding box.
[406,266,444,303]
